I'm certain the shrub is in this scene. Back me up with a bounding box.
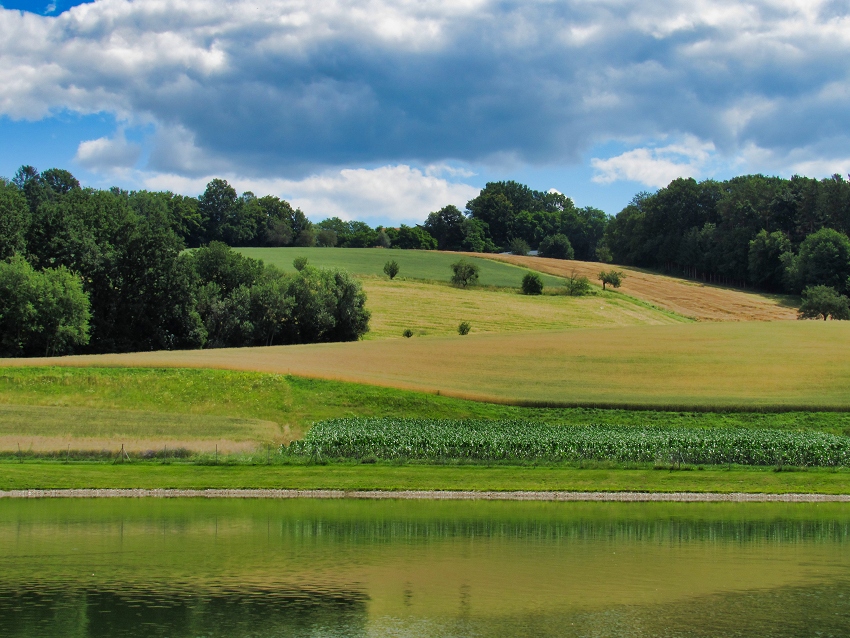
[450,259,480,287]
[402,328,414,338]
[538,234,575,260]
[598,269,625,291]
[565,270,591,296]
[457,321,471,335]
[521,272,543,295]
[798,285,850,320]
[383,260,400,279]
[293,256,308,271]
[510,238,530,256]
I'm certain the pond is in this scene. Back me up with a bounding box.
[0,499,848,637]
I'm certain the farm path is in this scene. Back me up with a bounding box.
[466,253,797,321]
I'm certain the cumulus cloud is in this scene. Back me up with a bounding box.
[139,164,478,224]
[74,130,141,171]
[2,0,850,178]
[591,137,718,188]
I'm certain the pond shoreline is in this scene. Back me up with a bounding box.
[2,489,850,501]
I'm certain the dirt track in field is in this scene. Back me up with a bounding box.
[466,253,798,322]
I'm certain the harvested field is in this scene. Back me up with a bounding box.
[472,253,798,322]
[361,277,685,338]
[7,322,850,409]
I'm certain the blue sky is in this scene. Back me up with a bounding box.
[2,0,850,225]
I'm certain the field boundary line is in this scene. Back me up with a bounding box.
[2,489,849,501]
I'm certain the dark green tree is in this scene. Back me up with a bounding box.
[538,234,574,259]
[786,228,850,293]
[0,179,30,258]
[599,269,625,291]
[450,259,479,287]
[521,272,543,295]
[798,285,850,320]
[383,260,400,279]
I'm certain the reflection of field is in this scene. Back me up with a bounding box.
[1,499,848,623]
[478,253,798,321]
[12,322,850,409]
[361,277,685,338]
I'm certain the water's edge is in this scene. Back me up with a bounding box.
[2,489,850,501]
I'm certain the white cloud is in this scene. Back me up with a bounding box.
[139,164,478,224]
[2,0,850,179]
[590,137,717,188]
[74,130,142,171]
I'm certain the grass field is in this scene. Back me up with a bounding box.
[1,367,849,455]
[237,247,566,288]
[14,322,850,409]
[2,462,849,493]
[477,253,798,321]
[360,277,686,338]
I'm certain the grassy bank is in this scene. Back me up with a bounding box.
[1,368,850,456]
[2,462,849,493]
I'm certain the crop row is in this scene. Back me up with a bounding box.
[288,418,850,466]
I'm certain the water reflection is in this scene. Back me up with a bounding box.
[0,499,848,637]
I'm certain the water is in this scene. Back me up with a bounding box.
[0,499,849,637]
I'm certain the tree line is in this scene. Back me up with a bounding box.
[0,167,369,357]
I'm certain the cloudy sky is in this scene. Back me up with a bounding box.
[1,0,849,225]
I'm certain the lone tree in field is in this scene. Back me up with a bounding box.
[598,269,625,291]
[450,259,479,288]
[521,272,543,295]
[457,321,471,335]
[383,260,400,279]
[798,285,850,320]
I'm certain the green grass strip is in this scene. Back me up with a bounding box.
[1,463,849,493]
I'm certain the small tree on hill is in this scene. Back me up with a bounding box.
[521,272,543,295]
[565,271,591,296]
[598,269,625,291]
[458,321,471,335]
[383,260,400,279]
[450,259,479,288]
[798,285,850,320]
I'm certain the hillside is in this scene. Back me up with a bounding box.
[474,254,798,321]
[8,322,848,409]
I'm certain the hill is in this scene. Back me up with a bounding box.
[475,254,798,321]
[7,322,848,410]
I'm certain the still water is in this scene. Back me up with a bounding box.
[0,498,848,637]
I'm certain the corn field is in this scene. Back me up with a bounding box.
[288,418,850,466]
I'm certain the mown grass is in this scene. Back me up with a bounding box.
[26,322,850,409]
[1,462,849,493]
[237,247,566,288]
[360,277,686,338]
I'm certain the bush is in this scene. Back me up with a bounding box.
[598,269,625,290]
[402,328,414,338]
[798,285,850,320]
[383,260,400,279]
[450,259,480,287]
[565,270,591,296]
[510,238,530,256]
[457,321,471,335]
[293,256,308,271]
[521,272,543,295]
[538,234,575,260]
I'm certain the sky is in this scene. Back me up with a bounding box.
[2,0,850,226]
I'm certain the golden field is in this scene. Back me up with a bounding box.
[473,253,798,322]
[7,322,849,409]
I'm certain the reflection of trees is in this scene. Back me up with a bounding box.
[0,586,369,638]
